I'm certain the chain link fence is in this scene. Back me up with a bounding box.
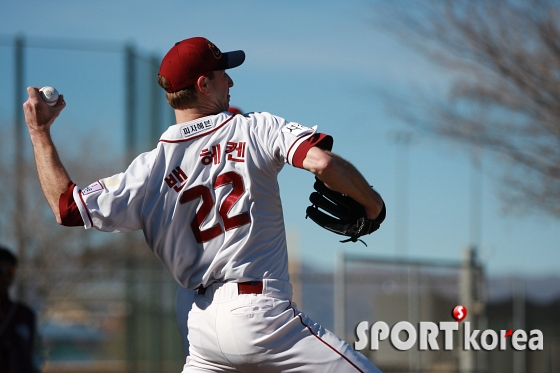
[0,34,179,373]
[326,249,485,373]
[19,264,184,373]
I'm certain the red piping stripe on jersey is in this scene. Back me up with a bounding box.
[288,133,333,168]
[158,115,235,144]
[289,305,364,373]
[286,133,312,166]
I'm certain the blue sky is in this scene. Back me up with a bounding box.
[0,0,558,278]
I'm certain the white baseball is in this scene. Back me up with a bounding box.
[39,86,59,106]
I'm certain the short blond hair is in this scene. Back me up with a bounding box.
[157,71,215,110]
[158,75,197,109]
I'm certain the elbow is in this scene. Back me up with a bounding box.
[312,158,333,177]
[304,148,335,176]
[314,155,340,180]
[54,209,64,225]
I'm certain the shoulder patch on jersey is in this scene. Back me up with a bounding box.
[281,123,314,137]
[180,119,216,139]
[82,181,104,196]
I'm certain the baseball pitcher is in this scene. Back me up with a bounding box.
[23,37,385,372]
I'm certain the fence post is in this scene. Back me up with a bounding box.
[13,34,27,301]
[124,43,136,160]
[476,258,488,372]
[334,249,346,340]
[124,44,138,373]
[513,277,526,373]
[459,247,477,373]
[149,54,162,145]
[408,264,421,371]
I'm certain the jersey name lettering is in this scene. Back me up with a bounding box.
[200,141,247,165]
[200,144,222,165]
[180,119,215,139]
[165,166,188,192]
[226,141,246,162]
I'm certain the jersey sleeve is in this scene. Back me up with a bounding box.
[253,112,333,168]
[60,151,154,232]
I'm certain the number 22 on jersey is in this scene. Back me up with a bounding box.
[179,171,251,243]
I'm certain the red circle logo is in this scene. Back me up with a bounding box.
[206,40,222,59]
[452,305,467,322]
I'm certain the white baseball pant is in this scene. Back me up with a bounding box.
[181,280,382,373]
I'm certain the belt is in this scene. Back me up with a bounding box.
[197,281,263,296]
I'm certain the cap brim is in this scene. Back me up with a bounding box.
[217,50,245,70]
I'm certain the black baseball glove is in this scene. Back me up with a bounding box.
[306,178,386,245]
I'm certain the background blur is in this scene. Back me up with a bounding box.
[0,1,559,372]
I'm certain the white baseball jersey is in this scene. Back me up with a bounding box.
[61,111,332,290]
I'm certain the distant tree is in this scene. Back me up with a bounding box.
[375,0,560,218]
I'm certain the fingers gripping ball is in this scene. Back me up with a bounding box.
[306,178,386,245]
[39,86,59,106]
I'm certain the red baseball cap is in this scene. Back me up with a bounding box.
[159,37,245,93]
